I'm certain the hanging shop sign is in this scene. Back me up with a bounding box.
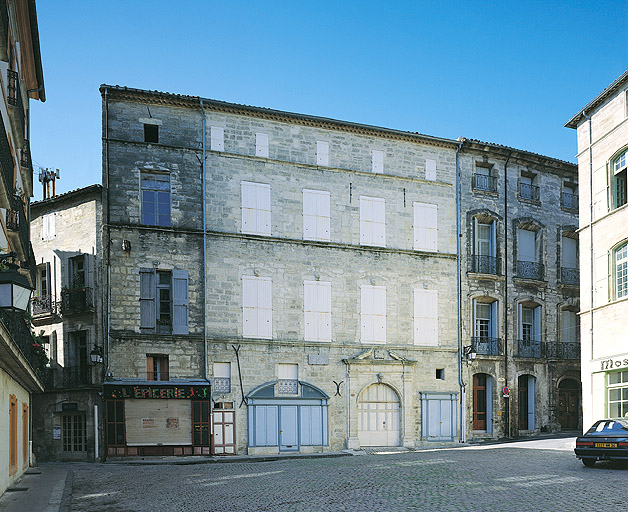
[104,384,210,400]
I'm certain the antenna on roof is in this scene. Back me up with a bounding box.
[39,167,60,199]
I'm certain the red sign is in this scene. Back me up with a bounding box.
[503,386,510,397]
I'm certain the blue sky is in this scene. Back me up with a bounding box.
[29,1,627,201]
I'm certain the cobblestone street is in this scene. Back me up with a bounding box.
[62,439,627,512]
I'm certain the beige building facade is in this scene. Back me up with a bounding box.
[566,71,628,430]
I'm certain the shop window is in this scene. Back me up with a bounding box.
[612,150,627,210]
[241,181,271,235]
[242,275,272,339]
[608,370,628,417]
[139,268,189,334]
[147,354,169,381]
[141,173,171,227]
[278,364,298,394]
[106,400,125,447]
[62,414,86,453]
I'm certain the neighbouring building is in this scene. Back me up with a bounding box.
[30,185,104,461]
[459,140,580,441]
[0,0,46,495]
[565,70,628,430]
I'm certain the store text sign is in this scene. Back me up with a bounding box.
[600,358,628,371]
[105,385,210,400]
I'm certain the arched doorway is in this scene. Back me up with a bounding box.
[358,383,400,446]
[558,379,580,430]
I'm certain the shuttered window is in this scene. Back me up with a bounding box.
[304,280,331,342]
[139,268,188,334]
[413,202,438,251]
[242,276,272,339]
[361,285,386,343]
[241,181,271,235]
[562,236,577,268]
[414,289,438,346]
[303,189,330,241]
[210,126,224,152]
[561,310,578,343]
[372,150,384,173]
[425,159,437,181]
[518,304,541,342]
[316,141,329,166]
[360,196,385,247]
[255,133,269,158]
[43,213,55,240]
[615,243,628,299]
[518,229,536,262]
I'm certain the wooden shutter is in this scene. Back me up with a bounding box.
[414,289,438,346]
[517,303,523,341]
[562,237,577,268]
[256,183,271,235]
[414,203,438,251]
[210,126,224,151]
[360,285,373,342]
[372,150,383,173]
[242,276,257,337]
[316,141,329,166]
[425,159,436,181]
[490,301,498,339]
[146,355,154,380]
[139,268,156,329]
[255,133,269,158]
[518,229,536,262]
[172,270,189,335]
[533,306,541,342]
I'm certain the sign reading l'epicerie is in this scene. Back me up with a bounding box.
[600,357,628,371]
[104,384,210,400]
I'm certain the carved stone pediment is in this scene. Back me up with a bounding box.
[343,348,416,365]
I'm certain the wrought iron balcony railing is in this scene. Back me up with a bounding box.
[471,336,502,356]
[516,260,544,280]
[546,342,580,360]
[0,308,43,376]
[277,379,298,394]
[519,182,540,202]
[41,365,91,389]
[472,173,497,193]
[31,296,59,317]
[469,255,501,275]
[60,287,94,315]
[561,191,578,210]
[560,267,579,285]
[0,109,14,209]
[213,377,231,394]
[7,69,25,146]
[5,197,29,262]
[516,338,544,358]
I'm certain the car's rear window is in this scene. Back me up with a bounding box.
[586,420,628,435]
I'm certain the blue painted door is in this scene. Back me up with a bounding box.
[279,406,298,451]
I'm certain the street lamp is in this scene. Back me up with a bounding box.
[90,345,103,365]
[0,261,33,311]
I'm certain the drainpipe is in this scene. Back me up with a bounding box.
[503,151,511,438]
[456,138,465,442]
[104,88,111,381]
[200,99,208,381]
[581,111,593,365]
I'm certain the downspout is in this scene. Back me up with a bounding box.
[456,138,464,442]
[581,111,593,364]
[104,88,111,381]
[200,99,208,381]
[503,151,512,438]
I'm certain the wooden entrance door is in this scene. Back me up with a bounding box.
[358,384,400,446]
[558,380,579,430]
[212,405,235,454]
[192,400,211,455]
[472,374,487,430]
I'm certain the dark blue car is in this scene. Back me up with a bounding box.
[575,419,628,467]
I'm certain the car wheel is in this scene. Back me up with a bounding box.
[582,458,596,468]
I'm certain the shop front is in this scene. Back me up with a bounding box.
[104,380,211,457]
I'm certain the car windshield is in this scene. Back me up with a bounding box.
[585,420,628,436]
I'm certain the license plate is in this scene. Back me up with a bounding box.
[595,442,618,448]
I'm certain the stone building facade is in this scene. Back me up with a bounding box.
[459,141,580,441]
[29,185,104,461]
[565,71,628,430]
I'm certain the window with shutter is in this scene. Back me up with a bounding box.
[255,133,269,158]
[361,285,386,343]
[210,126,224,151]
[241,181,271,235]
[214,362,231,393]
[139,268,188,333]
[518,229,536,262]
[372,150,383,173]
[425,159,436,181]
[614,243,628,299]
[413,202,438,251]
[360,196,385,247]
[43,213,55,240]
[172,270,189,335]
[414,289,438,346]
[242,275,272,339]
[303,189,330,241]
[278,364,298,394]
[304,280,331,342]
[316,141,329,166]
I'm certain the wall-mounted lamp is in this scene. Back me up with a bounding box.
[0,257,33,311]
[90,345,104,365]
[463,345,477,365]
[122,240,131,252]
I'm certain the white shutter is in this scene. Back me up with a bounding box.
[319,281,331,341]
[241,182,256,234]
[317,191,331,241]
[278,364,298,380]
[214,362,231,378]
[303,190,330,241]
[256,183,271,235]
[372,150,384,173]
[373,286,386,343]
[304,281,317,341]
[255,133,269,158]
[360,285,374,342]
[533,306,541,342]
[257,277,272,339]
[43,213,55,240]
[517,303,523,341]
[425,159,436,181]
[243,276,272,339]
[518,229,536,262]
[561,310,576,342]
[241,182,270,235]
[316,141,329,166]
[360,197,372,245]
[242,276,257,337]
[360,196,385,247]
[413,203,437,252]
[594,251,608,306]
[490,301,498,339]
[210,126,224,152]
[414,289,438,346]
[562,237,577,268]
[304,281,331,342]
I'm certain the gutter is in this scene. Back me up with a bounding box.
[456,137,464,442]
[503,151,512,438]
[581,111,593,365]
[200,99,208,381]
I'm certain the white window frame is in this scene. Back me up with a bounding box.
[304,280,332,342]
[255,133,269,158]
[303,189,330,241]
[414,289,438,346]
[316,141,329,167]
[372,150,384,173]
[210,126,224,152]
[242,276,272,339]
[413,202,438,252]
[359,196,386,247]
[360,285,386,343]
[241,181,271,235]
[615,242,628,299]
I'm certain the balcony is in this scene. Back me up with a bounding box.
[5,197,29,262]
[519,182,540,202]
[19,139,32,198]
[41,365,91,389]
[546,342,580,360]
[0,308,45,377]
[0,111,15,209]
[7,69,25,148]
[60,287,94,315]
[31,295,59,318]
[472,173,497,193]
[561,191,578,211]
[517,338,544,358]
[469,255,501,275]
[516,260,544,280]
[560,267,579,285]
[471,336,502,356]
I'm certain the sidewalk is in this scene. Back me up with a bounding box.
[0,465,72,512]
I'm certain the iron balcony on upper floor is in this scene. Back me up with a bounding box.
[471,337,503,356]
[515,339,580,360]
[469,255,501,276]
[561,191,578,211]
[560,267,579,285]
[472,173,498,193]
[41,365,92,389]
[60,287,94,315]
[518,182,540,202]
[516,260,544,280]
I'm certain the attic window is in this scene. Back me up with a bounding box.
[144,124,159,143]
